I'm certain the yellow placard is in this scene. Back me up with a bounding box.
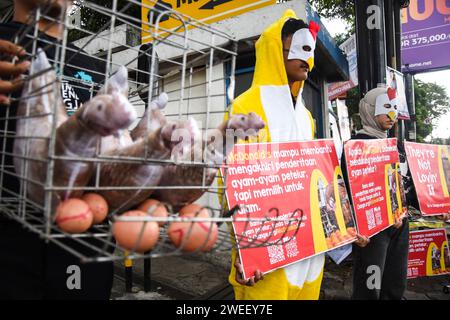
[141,0,276,43]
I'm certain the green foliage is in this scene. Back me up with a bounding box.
[344,86,359,116]
[310,0,355,25]
[414,79,449,142]
[343,80,448,142]
[68,0,141,42]
[430,137,450,145]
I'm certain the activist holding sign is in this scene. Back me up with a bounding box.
[349,86,409,300]
[226,9,326,300]
[0,0,114,299]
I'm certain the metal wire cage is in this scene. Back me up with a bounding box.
[0,0,304,263]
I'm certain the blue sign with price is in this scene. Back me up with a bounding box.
[401,0,450,74]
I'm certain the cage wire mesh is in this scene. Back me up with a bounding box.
[0,0,305,263]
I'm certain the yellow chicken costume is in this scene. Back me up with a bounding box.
[227,9,324,300]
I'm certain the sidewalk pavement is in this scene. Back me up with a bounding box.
[111,252,450,300]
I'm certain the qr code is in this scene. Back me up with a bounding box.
[366,209,376,230]
[374,209,382,226]
[284,238,299,258]
[267,244,286,265]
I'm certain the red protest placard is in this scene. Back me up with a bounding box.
[223,140,357,279]
[408,229,450,279]
[404,142,450,216]
[344,138,407,238]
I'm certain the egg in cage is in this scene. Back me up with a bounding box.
[0,0,305,265]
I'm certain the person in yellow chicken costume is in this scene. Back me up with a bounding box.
[227,9,325,300]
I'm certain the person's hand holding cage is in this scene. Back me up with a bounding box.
[0,40,30,105]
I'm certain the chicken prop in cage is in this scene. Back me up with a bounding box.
[151,112,265,212]
[124,94,266,211]
[13,49,137,211]
[97,91,265,213]
[97,109,200,213]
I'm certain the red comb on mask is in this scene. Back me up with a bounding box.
[309,21,320,41]
[387,87,396,100]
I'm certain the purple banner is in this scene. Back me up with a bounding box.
[401,0,450,73]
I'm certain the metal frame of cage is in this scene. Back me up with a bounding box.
[0,0,305,264]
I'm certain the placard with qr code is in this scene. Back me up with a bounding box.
[222,140,357,279]
[344,138,407,238]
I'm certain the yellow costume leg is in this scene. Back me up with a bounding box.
[229,249,324,300]
[289,267,324,300]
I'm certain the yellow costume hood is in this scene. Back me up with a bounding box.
[231,9,315,142]
[227,10,324,300]
[253,9,316,90]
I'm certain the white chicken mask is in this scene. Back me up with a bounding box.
[375,87,398,121]
[287,21,320,70]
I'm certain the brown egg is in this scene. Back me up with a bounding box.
[168,210,218,252]
[325,237,333,249]
[347,227,357,237]
[342,233,354,241]
[55,198,94,233]
[137,199,168,226]
[335,230,347,242]
[82,193,109,224]
[329,232,340,247]
[112,210,160,253]
[178,203,210,218]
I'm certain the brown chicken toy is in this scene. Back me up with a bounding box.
[152,112,265,211]
[13,50,137,212]
[96,116,198,213]
[130,92,169,141]
[124,94,265,211]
